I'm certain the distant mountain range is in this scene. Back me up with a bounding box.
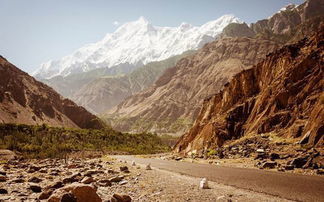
[34,15,240,114]
[33,15,241,79]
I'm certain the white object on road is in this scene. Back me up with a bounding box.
[146,164,152,170]
[200,178,209,189]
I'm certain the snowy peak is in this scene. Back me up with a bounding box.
[33,15,241,79]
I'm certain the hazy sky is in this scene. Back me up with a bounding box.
[0,0,305,73]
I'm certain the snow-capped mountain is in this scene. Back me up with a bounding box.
[33,15,241,79]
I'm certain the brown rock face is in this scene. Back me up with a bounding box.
[174,28,324,154]
[105,38,279,135]
[250,0,324,43]
[0,57,105,129]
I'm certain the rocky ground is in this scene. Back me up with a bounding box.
[0,152,296,202]
[168,133,324,176]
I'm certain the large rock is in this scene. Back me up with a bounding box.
[48,183,102,202]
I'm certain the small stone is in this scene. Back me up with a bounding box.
[199,178,209,189]
[270,153,280,160]
[0,188,8,194]
[119,166,129,173]
[28,176,42,183]
[131,161,136,166]
[109,176,123,183]
[12,178,25,183]
[111,193,132,202]
[39,189,53,200]
[119,180,128,185]
[49,181,64,189]
[256,149,265,153]
[175,157,182,161]
[81,176,95,184]
[260,161,277,169]
[146,164,152,170]
[316,169,324,175]
[29,184,42,193]
[284,165,294,170]
[290,156,308,168]
[0,176,7,182]
[98,179,112,187]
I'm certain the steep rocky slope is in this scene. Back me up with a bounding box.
[71,51,194,114]
[0,56,105,129]
[225,0,324,43]
[105,38,279,135]
[175,27,324,154]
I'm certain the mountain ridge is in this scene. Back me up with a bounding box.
[33,15,241,79]
[0,56,105,129]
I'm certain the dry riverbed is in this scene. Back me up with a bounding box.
[0,155,295,202]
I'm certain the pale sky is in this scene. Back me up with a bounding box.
[0,0,305,73]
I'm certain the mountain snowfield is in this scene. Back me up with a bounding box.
[33,15,241,79]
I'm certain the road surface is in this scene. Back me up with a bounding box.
[115,155,324,202]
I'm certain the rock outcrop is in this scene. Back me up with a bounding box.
[174,27,324,154]
[105,37,279,135]
[251,0,324,37]
[0,56,105,129]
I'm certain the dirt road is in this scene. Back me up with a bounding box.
[115,155,324,202]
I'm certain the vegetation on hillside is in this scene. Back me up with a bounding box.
[0,123,170,158]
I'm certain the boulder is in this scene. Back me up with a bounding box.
[48,183,102,202]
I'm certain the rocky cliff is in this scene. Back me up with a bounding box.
[222,0,324,44]
[0,56,105,129]
[105,38,279,135]
[175,27,324,153]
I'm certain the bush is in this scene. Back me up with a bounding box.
[0,123,170,158]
